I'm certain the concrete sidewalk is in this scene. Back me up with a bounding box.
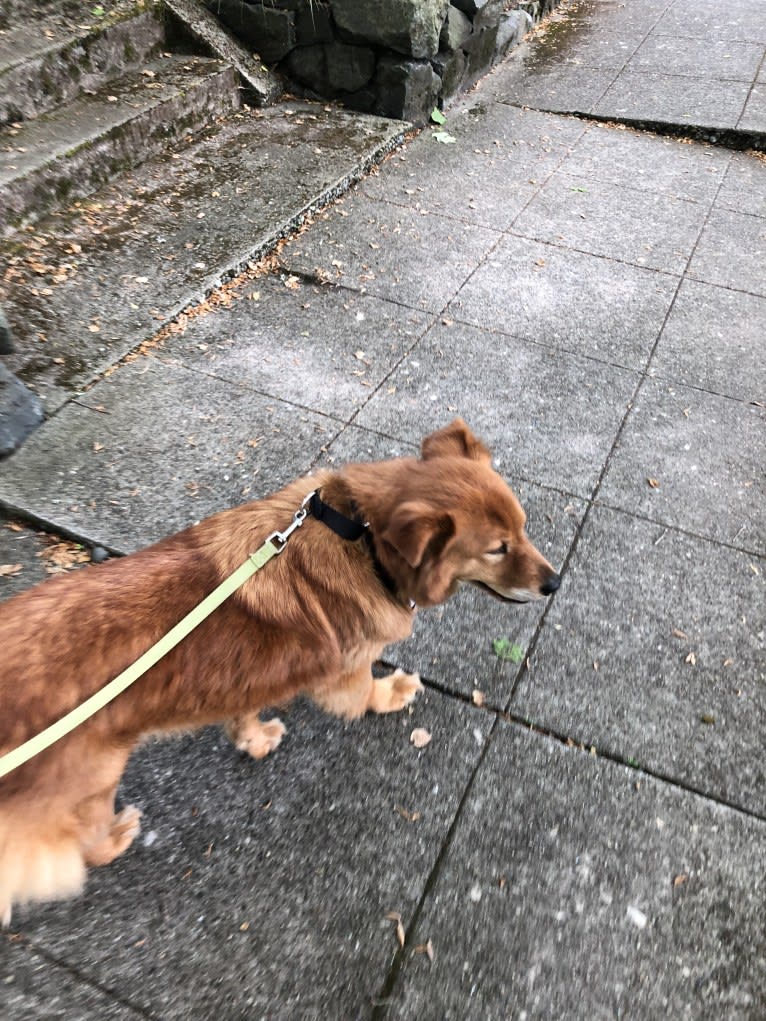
[1,0,765,1017]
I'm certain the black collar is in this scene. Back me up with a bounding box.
[308,490,366,541]
[308,490,406,605]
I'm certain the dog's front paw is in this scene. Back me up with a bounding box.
[84,805,142,867]
[369,669,423,714]
[226,716,286,759]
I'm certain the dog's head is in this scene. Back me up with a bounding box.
[379,420,561,608]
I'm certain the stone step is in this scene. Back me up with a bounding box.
[0,5,166,127]
[0,52,241,234]
[0,101,406,413]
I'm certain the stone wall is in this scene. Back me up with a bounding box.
[204,0,559,123]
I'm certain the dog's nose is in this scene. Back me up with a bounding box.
[540,572,561,596]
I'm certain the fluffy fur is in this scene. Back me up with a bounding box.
[0,420,559,922]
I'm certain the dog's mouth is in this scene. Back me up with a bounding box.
[471,580,535,604]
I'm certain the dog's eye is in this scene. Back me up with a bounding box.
[487,542,508,556]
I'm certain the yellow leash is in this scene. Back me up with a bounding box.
[0,497,313,780]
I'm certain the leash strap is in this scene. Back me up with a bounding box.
[0,496,314,780]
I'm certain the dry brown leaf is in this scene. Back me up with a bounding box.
[38,541,90,574]
[673,873,689,887]
[672,628,688,640]
[413,939,434,962]
[472,689,485,707]
[0,563,22,577]
[647,477,660,489]
[385,911,405,948]
[410,727,432,749]
[685,652,697,665]
[395,805,421,823]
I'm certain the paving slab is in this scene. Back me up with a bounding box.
[0,939,140,1021]
[492,0,766,147]
[715,150,766,217]
[0,356,340,553]
[511,170,710,274]
[652,0,766,44]
[280,192,501,314]
[557,122,731,203]
[0,102,407,411]
[687,206,766,296]
[446,233,678,370]
[592,72,752,136]
[739,83,766,135]
[7,691,492,1020]
[599,377,765,554]
[650,279,766,403]
[354,320,638,500]
[360,103,586,231]
[511,506,766,814]
[318,424,585,704]
[388,720,766,1020]
[627,35,765,83]
[491,62,614,114]
[163,274,432,420]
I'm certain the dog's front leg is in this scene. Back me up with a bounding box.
[225,715,287,759]
[312,665,422,721]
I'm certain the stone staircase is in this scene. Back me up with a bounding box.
[0,0,405,455]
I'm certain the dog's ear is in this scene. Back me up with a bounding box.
[380,501,455,568]
[421,418,491,464]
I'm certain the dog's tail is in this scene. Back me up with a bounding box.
[0,813,86,927]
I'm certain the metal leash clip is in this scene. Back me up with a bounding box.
[266,489,316,553]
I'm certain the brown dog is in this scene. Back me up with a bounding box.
[0,420,559,922]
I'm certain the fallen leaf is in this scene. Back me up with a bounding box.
[413,939,434,962]
[385,911,405,948]
[395,805,421,823]
[673,873,689,887]
[430,108,446,125]
[647,477,660,488]
[700,713,715,725]
[685,651,697,665]
[672,628,688,640]
[0,564,22,577]
[410,728,432,749]
[472,689,485,707]
[432,130,457,144]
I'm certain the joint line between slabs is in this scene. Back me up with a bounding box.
[505,156,734,706]
[378,660,766,827]
[10,938,155,1020]
[370,714,501,1019]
